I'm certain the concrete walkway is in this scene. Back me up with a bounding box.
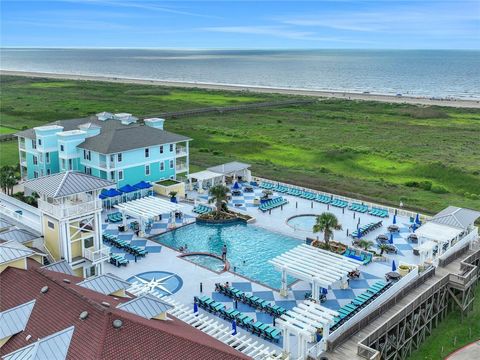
[446,340,480,360]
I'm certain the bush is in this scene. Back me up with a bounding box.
[431,185,449,194]
[405,181,419,188]
[419,181,432,191]
[469,193,480,200]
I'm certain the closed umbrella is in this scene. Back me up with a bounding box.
[392,260,397,272]
[357,228,362,239]
[393,214,397,224]
[193,302,198,315]
[233,181,240,190]
[389,233,394,244]
[322,287,328,295]
[232,320,237,335]
[415,213,421,225]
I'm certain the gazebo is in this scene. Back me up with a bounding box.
[114,196,183,234]
[187,170,225,193]
[269,244,363,298]
[207,161,252,182]
[276,301,339,359]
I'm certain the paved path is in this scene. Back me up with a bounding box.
[446,340,480,360]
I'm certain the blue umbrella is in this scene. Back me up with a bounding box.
[392,260,397,272]
[415,213,421,225]
[233,181,240,190]
[194,302,198,315]
[389,233,394,244]
[106,188,122,197]
[393,214,397,225]
[357,228,362,238]
[231,320,237,335]
[133,181,152,190]
[322,287,328,295]
[119,184,137,193]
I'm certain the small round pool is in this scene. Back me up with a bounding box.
[287,215,319,232]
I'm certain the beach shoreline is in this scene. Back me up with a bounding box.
[2,69,479,108]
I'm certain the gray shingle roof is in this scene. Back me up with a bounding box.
[0,300,36,339]
[41,260,74,275]
[208,161,251,175]
[116,294,173,319]
[24,171,114,199]
[77,273,130,295]
[431,206,480,229]
[77,126,190,154]
[0,242,33,265]
[15,117,97,140]
[0,229,39,244]
[2,326,74,360]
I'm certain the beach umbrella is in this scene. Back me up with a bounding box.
[415,213,421,225]
[357,228,362,239]
[233,181,240,190]
[193,302,198,315]
[231,320,237,335]
[322,287,328,295]
[393,214,397,225]
[392,260,397,272]
[133,181,153,197]
[389,233,394,244]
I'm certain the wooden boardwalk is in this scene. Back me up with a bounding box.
[325,251,475,360]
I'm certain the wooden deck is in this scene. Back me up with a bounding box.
[325,249,476,360]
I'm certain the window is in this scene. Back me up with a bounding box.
[61,159,66,169]
[110,154,115,162]
[31,139,36,149]
[84,237,94,249]
[38,139,42,146]
[160,162,165,171]
[145,164,150,176]
[117,153,122,162]
[160,145,164,154]
[169,160,174,169]
[68,159,73,170]
[33,156,38,165]
[145,148,149,158]
[84,167,92,175]
[60,144,64,152]
[47,169,51,175]
[169,144,174,152]
[47,221,55,229]
[33,171,38,178]
[118,170,123,180]
[45,152,50,164]
[83,150,91,161]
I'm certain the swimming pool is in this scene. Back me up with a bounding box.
[287,215,319,232]
[182,254,226,273]
[152,222,300,289]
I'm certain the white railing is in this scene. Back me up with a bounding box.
[38,199,102,218]
[83,246,110,263]
[253,176,430,222]
[438,227,478,261]
[307,341,325,359]
[19,142,26,150]
[329,266,420,342]
[0,192,41,232]
[176,146,187,157]
[176,164,188,172]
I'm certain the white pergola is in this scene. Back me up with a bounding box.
[276,300,339,359]
[114,196,183,232]
[269,244,363,298]
[187,170,225,193]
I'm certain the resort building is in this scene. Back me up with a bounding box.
[22,171,114,278]
[15,112,191,186]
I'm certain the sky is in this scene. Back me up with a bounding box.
[1,0,479,49]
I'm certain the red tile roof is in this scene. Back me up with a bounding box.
[0,260,249,360]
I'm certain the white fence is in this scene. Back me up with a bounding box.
[437,227,479,263]
[253,176,430,223]
[0,192,41,233]
[328,266,420,342]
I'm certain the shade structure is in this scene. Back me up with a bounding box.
[119,184,137,193]
[269,244,362,300]
[133,181,152,189]
[276,300,339,358]
[99,188,122,198]
[392,260,397,272]
[99,193,108,200]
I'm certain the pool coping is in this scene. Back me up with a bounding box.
[285,213,323,232]
[179,252,230,273]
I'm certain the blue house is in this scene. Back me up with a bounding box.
[16,112,191,187]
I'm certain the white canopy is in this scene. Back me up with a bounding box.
[114,196,183,221]
[187,170,224,182]
[269,244,362,299]
[415,221,463,243]
[276,300,339,358]
[416,240,436,252]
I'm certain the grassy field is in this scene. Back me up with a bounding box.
[1,75,479,213]
[408,284,480,360]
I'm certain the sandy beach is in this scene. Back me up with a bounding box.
[2,70,479,108]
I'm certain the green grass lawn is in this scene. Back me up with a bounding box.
[0,126,17,134]
[1,75,479,213]
[408,285,480,360]
[0,140,20,167]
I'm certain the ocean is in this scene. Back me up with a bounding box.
[1,48,479,99]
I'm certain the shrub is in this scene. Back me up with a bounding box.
[405,181,419,188]
[469,193,480,200]
[419,181,432,191]
[431,185,448,194]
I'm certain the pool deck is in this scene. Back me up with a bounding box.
[103,182,426,356]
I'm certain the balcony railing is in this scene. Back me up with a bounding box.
[19,142,26,150]
[83,246,110,264]
[176,146,187,157]
[38,199,102,218]
[176,164,188,173]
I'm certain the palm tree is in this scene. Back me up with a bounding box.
[358,239,374,251]
[208,185,229,212]
[312,212,342,248]
[0,166,18,195]
[379,244,389,255]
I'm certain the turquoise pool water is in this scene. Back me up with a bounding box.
[153,222,300,289]
[184,254,225,272]
[287,215,318,231]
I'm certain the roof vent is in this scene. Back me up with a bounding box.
[40,286,49,294]
[112,319,123,329]
[25,335,32,341]
[101,301,111,307]
[63,279,71,283]
[79,311,89,320]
